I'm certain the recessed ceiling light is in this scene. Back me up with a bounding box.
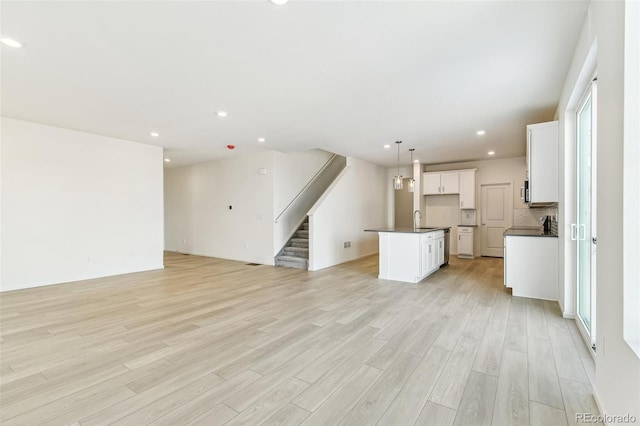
[488,151,495,155]
[270,0,289,5]
[258,138,266,143]
[216,111,228,118]
[384,144,391,149]
[164,158,171,162]
[476,130,486,136]
[0,36,23,48]
[414,159,420,163]
[150,132,159,137]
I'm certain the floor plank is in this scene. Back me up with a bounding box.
[492,349,529,426]
[452,371,498,426]
[0,252,602,425]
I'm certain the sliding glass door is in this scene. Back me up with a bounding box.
[575,79,597,349]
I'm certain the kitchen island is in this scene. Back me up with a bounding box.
[364,227,450,283]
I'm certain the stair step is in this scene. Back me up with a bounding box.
[296,230,309,238]
[291,238,309,248]
[275,255,308,270]
[301,223,309,230]
[284,247,309,258]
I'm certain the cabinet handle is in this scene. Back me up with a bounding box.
[571,223,577,241]
[461,200,464,207]
[458,235,460,241]
[520,186,524,200]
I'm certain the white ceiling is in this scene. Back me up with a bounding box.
[1,1,588,168]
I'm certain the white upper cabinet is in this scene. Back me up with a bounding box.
[423,173,442,195]
[422,171,459,195]
[458,170,476,209]
[440,172,459,194]
[422,169,476,209]
[527,121,559,205]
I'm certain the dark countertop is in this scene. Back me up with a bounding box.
[504,226,558,238]
[365,227,451,234]
[458,224,478,227]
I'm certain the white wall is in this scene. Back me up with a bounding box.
[273,149,333,252]
[164,151,275,265]
[424,157,527,254]
[0,117,164,291]
[556,0,639,419]
[308,157,387,271]
[164,149,333,265]
[623,0,640,357]
[273,149,333,217]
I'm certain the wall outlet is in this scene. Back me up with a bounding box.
[343,241,351,248]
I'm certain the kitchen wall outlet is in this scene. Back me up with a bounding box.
[343,241,351,248]
[257,168,267,175]
[256,213,263,220]
[183,238,187,244]
[244,243,248,249]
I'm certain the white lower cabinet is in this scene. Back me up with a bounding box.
[420,233,436,275]
[437,235,445,266]
[504,236,558,300]
[457,226,474,258]
[376,230,446,283]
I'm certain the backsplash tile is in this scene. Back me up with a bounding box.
[513,207,558,227]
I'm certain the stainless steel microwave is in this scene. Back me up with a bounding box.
[520,180,530,203]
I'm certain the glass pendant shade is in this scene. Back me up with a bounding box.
[394,175,403,190]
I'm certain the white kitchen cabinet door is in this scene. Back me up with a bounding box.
[423,173,441,195]
[504,236,558,300]
[427,240,436,272]
[437,237,445,265]
[527,121,559,204]
[458,170,476,209]
[440,172,459,194]
[420,238,429,275]
[458,227,474,258]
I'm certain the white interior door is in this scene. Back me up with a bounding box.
[481,183,512,257]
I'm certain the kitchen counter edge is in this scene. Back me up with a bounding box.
[364,227,451,234]
[504,227,558,238]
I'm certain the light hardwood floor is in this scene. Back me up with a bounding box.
[0,252,600,425]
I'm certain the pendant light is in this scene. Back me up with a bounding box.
[394,141,403,190]
[408,148,415,193]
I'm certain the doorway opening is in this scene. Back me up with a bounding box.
[394,178,414,228]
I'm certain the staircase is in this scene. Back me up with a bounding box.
[275,219,309,270]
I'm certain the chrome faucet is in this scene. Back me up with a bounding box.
[414,210,422,229]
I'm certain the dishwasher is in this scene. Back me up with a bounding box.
[442,228,450,266]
